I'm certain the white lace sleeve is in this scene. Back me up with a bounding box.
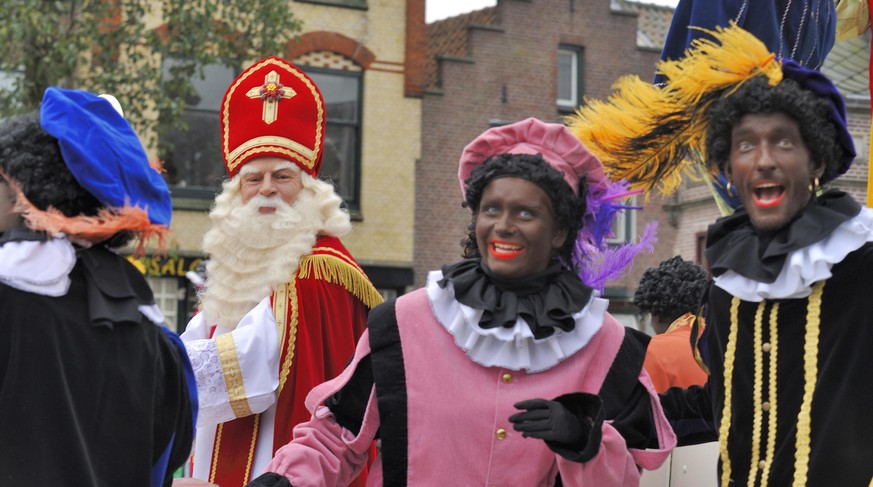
[181,297,281,426]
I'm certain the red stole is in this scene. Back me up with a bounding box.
[207,236,381,486]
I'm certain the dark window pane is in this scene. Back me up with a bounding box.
[308,72,360,121]
[159,60,235,192]
[557,50,574,103]
[302,67,362,210]
[161,109,226,189]
[322,125,357,201]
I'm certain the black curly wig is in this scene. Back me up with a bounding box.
[0,113,102,217]
[460,153,587,265]
[705,76,841,180]
[633,256,708,326]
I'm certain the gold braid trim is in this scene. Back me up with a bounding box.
[298,254,384,309]
[277,280,299,395]
[243,414,261,482]
[794,281,825,484]
[209,423,224,483]
[762,302,780,486]
[720,296,742,487]
[748,301,767,486]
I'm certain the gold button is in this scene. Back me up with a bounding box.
[496,428,507,440]
[762,342,771,353]
[758,460,767,469]
[502,373,513,384]
[762,401,771,411]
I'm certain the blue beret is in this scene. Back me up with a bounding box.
[39,87,172,226]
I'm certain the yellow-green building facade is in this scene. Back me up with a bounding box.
[133,0,425,332]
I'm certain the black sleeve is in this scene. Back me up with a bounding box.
[599,327,660,450]
[246,472,294,487]
[153,327,197,487]
[659,383,718,446]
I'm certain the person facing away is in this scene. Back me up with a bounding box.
[635,256,709,393]
[177,56,382,487]
[571,24,873,487]
[0,87,197,487]
[244,117,676,487]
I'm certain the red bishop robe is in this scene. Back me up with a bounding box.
[182,235,382,486]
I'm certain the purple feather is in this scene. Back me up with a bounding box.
[571,177,656,292]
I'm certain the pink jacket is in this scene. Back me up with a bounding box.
[266,288,675,486]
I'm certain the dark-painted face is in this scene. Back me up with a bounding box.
[474,177,568,279]
[727,112,823,232]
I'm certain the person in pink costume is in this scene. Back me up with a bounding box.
[245,118,675,487]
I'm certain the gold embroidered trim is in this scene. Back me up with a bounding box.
[748,301,767,486]
[720,296,741,487]
[228,146,315,175]
[298,253,384,309]
[209,422,224,483]
[216,332,254,418]
[227,136,315,165]
[277,278,300,394]
[243,414,261,482]
[274,283,288,356]
[762,303,780,486]
[793,281,824,484]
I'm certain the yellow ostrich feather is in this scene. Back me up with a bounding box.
[567,22,783,199]
[662,23,783,104]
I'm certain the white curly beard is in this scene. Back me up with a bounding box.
[199,173,351,330]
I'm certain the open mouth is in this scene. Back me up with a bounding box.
[752,182,785,208]
[258,206,277,214]
[489,241,524,260]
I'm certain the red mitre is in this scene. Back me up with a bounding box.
[220,56,325,178]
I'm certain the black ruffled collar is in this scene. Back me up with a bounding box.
[437,259,593,339]
[78,246,157,329]
[0,227,49,246]
[705,190,861,283]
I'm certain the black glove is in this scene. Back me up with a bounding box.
[509,398,589,447]
[244,472,294,487]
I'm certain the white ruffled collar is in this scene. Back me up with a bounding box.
[714,207,873,301]
[425,270,606,372]
[0,235,77,296]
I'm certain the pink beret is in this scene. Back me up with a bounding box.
[458,118,605,197]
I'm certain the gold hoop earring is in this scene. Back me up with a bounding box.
[809,177,820,193]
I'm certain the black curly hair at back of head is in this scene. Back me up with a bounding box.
[705,76,842,180]
[0,113,102,217]
[633,256,708,325]
[460,153,587,266]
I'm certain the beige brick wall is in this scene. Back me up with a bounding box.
[343,68,420,264]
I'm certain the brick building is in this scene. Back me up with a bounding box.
[416,0,871,327]
[416,0,679,323]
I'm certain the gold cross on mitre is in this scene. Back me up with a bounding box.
[245,70,297,124]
